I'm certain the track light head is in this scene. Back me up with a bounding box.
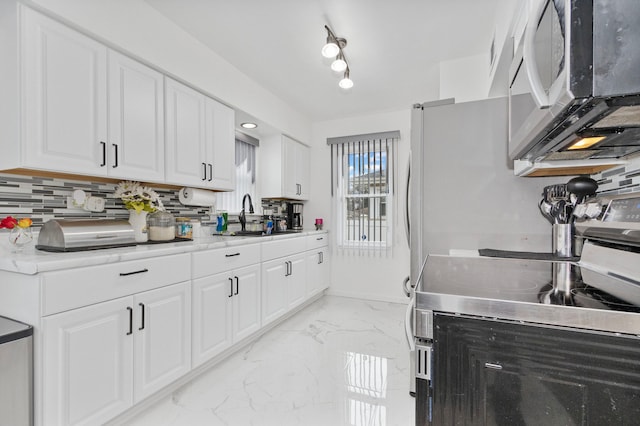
[339,69,353,90]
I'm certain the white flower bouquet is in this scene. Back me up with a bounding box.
[114,181,165,213]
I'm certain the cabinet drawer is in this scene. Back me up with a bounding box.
[192,243,261,278]
[306,233,328,250]
[261,236,307,261]
[42,254,190,316]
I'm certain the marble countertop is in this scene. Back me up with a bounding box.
[0,230,327,275]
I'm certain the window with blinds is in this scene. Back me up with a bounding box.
[329,131,399,254]
[216,133,258,213]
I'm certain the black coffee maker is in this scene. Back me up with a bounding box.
[287,203,303,230]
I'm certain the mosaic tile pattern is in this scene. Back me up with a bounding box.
[592,156,640,195]
[0,173,212,228]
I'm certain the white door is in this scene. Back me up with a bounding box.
[232,264,261,341]
[206,97,235,191]
[261,259,288,326]
[42,297,133,426]
[108,50,164,181]
[133,282,191,402]
[165,77,207,186]
[287,253,307,309]
[22,7,108,175]
[192,273,233,368]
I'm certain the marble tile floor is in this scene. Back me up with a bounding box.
[123,295,415,426]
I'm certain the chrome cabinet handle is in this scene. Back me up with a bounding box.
[234,276,239,295]
[126,307,133,335]
[138,303,145,330]
[228,277,233,298]
[225,253,240,257]
[100,141,106,167]
[202,162,207,181]
[208,163,213,181]
[484,362,503,370]
[119,268,149,277]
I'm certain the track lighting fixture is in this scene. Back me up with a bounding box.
[322,25,353,90]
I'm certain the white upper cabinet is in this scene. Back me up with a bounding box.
[108,51,165,181]
[165,78,207,185]
[165,77,235,190]
[261,134,310,200]
[20,7,165,181]
[22,6,108,175]
[206,97,235,191]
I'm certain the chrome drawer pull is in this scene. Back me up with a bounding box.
[119,268,149,277]
[484,362,503,370]
[225,253,241,257]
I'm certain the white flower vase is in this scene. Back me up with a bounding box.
[128,210,148,243]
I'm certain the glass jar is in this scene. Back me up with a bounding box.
[175,217,193,239]
[147,211,175,241]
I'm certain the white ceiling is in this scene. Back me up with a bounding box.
[146,0,506,123]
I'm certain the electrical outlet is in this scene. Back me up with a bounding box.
[66,196,85,211]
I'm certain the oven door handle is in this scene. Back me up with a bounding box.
[523,0,553,109]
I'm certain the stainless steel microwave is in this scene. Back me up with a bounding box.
[508,0,640,174]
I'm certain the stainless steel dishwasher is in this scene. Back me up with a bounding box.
[0,316,33,426]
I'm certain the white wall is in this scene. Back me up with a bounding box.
[25,0,312,143]
[309,109,412,303]
[439,54,490,102]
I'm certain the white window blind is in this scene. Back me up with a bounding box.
[216,134,257,213]
[329,131,399,256]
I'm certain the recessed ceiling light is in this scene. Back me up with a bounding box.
[241,122,258,129]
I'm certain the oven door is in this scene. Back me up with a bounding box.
[509,0,572,159]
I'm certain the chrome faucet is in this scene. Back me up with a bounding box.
[239,193,254,231]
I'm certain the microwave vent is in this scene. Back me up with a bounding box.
[593,106,640,128]
[543,151,598,161]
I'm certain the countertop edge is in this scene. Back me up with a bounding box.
[0,230,328,275]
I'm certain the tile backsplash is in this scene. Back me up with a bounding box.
[0,173,212,228]
[592,156,640,195]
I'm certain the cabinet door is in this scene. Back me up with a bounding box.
[232,264,261,341]
[206,97,235,191]
[108,50,164,181]
[165,77,207,186]
[22,7,108,175]
[261,258,288,326]
[306,248,329,298]
[295,142,310,200]
[42,297,133,426]
[287,253,307,309]
[281,136,299,199]
[133,282,191,402]
[192,273,233,368]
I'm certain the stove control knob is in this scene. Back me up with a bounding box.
[584,202,603,219]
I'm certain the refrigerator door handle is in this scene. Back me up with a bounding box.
[404,295,415,351]
[404,155,411,249]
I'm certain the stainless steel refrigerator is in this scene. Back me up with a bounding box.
[404,97,559,394]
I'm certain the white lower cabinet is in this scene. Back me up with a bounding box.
[192,264,261,368]
[261,252,307,326]
[306,247,330,298]
[42,281,191,426]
